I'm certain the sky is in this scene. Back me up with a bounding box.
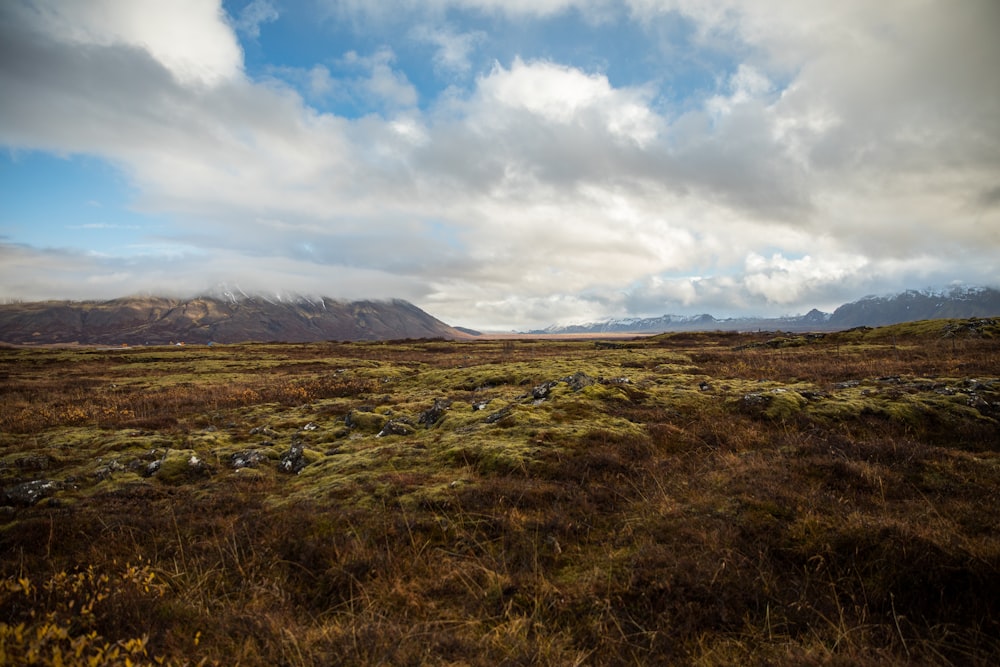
[1,0,998,331]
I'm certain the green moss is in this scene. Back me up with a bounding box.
[764,390,808,421]
[578,383,630,402]
[442,440,536,475]
[154,449,210,485]
[4,331,1000,665]
[809,395,873,421]
[301,448,324,465]
[346,410,387,433]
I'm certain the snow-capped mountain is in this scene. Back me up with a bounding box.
[538,313,720,334]
[532,287,998,334]
[827,286,1000,328]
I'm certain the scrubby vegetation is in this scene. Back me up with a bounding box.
[1,319,999,665]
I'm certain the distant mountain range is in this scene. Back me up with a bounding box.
[530,286,1000,334]
[2,286,997,345]
[0,294,467,345]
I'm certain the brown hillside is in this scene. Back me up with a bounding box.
[0,296,468,344]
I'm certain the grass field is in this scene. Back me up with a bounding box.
[1,319,999,665]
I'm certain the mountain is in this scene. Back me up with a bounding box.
[0,294,468,345]
[532,286,1000,334]
[827,286,1000,328]
[530,312,828,335]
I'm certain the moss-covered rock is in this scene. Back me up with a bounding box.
[738,388,807,421]
[345,409,387,434]
[152,449,211,485]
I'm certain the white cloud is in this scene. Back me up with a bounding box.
[323,0,598,21]
[18,0,243,85]
[411,24,486,75]
[743,252,870,305]
[473,58,661,146]
[706,64,773,118]
[0,242,427,304]
[1,0,999,329]
[233,0,279,38]
[67,223,142,231]
[481,58,610,122]
[343,49,419,108]
[308,65,335,97]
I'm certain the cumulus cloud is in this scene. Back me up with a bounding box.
[1,0,998,329]
[13,0,243,85]
[742,252,870,305]
[475,58,660,145]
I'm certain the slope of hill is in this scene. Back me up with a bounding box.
[0,295,467,345]
[534,287,1000,334]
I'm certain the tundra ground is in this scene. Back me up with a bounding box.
[1,320,999,665]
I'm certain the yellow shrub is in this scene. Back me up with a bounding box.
[0,562,168,666]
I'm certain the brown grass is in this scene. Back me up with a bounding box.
[1,324,999,665]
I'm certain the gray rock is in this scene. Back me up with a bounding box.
[231,450,269,470]
[532,381,557,400]
[419,399,451,427]
[94,459,126,480]
[485,404,514,424]
[4,479,61,506]
[279,444,307,474]
[740,392,770,408]
[561,371,596,391]
[377,419,415,438]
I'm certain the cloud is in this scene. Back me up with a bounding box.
[233,0,280,38]
[342,48,419,108]
[308,65,336,97]
[1,0,998,329]
[706,64,774,117]
[322,0,596,21]
[742,252,870,305]
[67,223,142,230]
[410,24,486,76]
[0,242,429,303]
[13,0,243,85]
[476,58,659,142]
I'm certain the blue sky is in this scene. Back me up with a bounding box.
[1,1,998,330]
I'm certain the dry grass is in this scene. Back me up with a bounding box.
[1,322,998,665]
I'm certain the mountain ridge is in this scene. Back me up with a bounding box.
[0,294,468,345]
[530,286,1000,334]
[3,286,998,344]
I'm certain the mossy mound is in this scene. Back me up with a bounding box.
[345,409,388,434]
[152,449,212,485]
